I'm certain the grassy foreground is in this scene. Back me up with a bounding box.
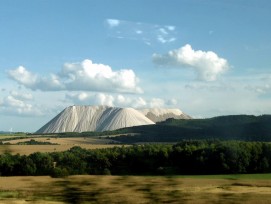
[0,175,271,203]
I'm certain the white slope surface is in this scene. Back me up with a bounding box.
[140,108,183,116]
[139,108,192,122]
[36,106,155,133]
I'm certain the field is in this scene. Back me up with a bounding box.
[0,175,271,203]
[1,135,271,203]
[0,144,126,155]
[0,135,126,155]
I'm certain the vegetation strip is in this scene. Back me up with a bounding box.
[1,140,271,176]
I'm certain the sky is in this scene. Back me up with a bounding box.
[0,0,271,132]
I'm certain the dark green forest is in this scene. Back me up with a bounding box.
[111,115,271,143]
[1,140,271,177]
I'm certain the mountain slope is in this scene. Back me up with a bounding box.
[111,115,271,143]
[36,106,155,133]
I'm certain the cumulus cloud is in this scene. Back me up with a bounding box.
[8,59,142,93]
[105,18,177,45]
[0,94,43,116]
[149,98,165,108]
[8,66,63,91]
[133,97,147,108]
[10,91,33,100]
[95,93,115,106]
[153,44,229,81]
[66,92,115,106]
[65,92,171,109]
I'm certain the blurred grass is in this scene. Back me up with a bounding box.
[1,175,271,203]
[175,174,271,180]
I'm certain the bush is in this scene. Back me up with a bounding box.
[50,167,69,178]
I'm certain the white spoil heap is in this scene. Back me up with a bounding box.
[36,105,192,133]
[139,108,192,122]
[36,105,155,133]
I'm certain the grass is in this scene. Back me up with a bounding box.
[0,175,271,203]
[176,174,271,180]
[0,135,28,140]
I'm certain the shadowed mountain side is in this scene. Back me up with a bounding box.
[111,115,271,143]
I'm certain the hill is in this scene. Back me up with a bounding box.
[111,115,271,143]
[36,105,155,133]
[36,105,192,134]
[139,108,192,122]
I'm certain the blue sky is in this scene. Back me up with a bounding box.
[0,0,271,132]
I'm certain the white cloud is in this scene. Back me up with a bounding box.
[245,83,271,94]
[149,98,165,108]
[157,36,176,44]
[65,92,170,109]
[8,66,63,91]
[10,91,33,100]
[0,95,44,116]
[65,92,115,106]
[166,26,175,31]
[106,19,120,28]
[133,97,147,108]
[105,18,177,45]
[152,44,229,81]
[157,36,167,44]
[8,66,37,86]
[166,98,178,106]
[8,59,142,93]
[159,28,168,35]
[95,93,115,106]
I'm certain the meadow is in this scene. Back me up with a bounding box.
[0,175,271,203]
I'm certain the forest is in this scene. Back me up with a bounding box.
[112,115,271,143]
[1,140,271,177]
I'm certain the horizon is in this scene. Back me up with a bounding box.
[1,0,271,132]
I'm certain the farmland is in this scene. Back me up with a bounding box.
[0,175,271,203]
[0,144,125,155]
[0,134,125,155]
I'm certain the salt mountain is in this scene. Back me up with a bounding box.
[36,105,191,133]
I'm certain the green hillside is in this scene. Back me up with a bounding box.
[111,115,271,143]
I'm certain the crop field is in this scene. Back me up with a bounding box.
[1,136,117,145]
[0,135,126,155]
[0,144,126,155]
[0,175,271,203]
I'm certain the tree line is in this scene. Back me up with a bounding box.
[1,140,271,177]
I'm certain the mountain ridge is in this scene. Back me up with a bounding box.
[36,105,190,133]
[111,114,271,143]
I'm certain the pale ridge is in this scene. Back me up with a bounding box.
[139,108,192,123]
[36,105,155,133]
[140,108,183,116]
